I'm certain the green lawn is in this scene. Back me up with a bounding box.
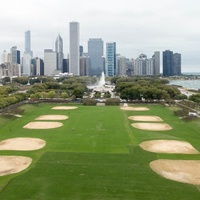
[0,103,200,199]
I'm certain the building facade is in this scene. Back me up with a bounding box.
[44,49,57,76]
[10,46,20,65]
[69,21,80,76]
[106,42,116,77]
[88,38,104,76]
[173,53,181,76]
[31,57,44,76]
[22,30,33,76]
[163,50,181,76]
[117,55,127,76]
[153,51,160,75]
[55,34,64,71]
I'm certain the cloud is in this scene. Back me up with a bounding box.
[0,0,200,71]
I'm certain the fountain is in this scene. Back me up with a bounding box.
[87,71,115,99]
[98,71,106,87]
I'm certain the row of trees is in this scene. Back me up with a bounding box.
[113,77,187,101]
[26,77,91,100]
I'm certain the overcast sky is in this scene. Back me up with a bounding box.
[0,0,200,72]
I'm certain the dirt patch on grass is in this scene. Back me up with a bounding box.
[128,116,163,122]
[35,115,68,120]
[23,122,63,129]
[0,138,46,151]
[120,107,149,111]
[150,159,200,185]
[140,140,199,154]
[131,123,172,131]
[0,156,32,176]
[52,106,78,110]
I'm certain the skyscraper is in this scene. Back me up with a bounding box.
[23,30,33,75]
[69,21,80,76]
[88,38,104,76]
[163,50,181,76]
[163,50,173,76]
[10,46,20,64]
[153,51,160,75]
[106,42,116,77]
[173,53,181,76]
[10,46,21,76]
[55,34,64,71]
[116,55,127,76]
[44,49,57,76]
[25,30,33,57]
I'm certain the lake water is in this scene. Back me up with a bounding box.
[169,79,200,90]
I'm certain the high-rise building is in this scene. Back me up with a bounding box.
[25,30,33,57]
[80,56,89,76]
[79,46,83,57]
[133,54,155,76]
[31,57,44,76]
[23,30,33,76]
[44,49,57,76]
[163,50,173,76]
[106,42,116,77]
[1,50,10,63]
[133,54,147,76]
[153,51,160,75]
[146,58,154,76]
[63,59,69,73]
[22,53,32,75]
[10,46,20,64]
[117,55,127,76]
[55,34,64,71]
[173,53,181,76]
[163,50,181,76]
[69,21,80,76]
[88,38,104,76]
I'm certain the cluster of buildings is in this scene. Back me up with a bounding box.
[0,21,181,78]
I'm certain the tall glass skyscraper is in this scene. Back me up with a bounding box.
[10,46,20,64]
[69,22,80,76]
[173,53,181,76]
[55,34,64,71]
[88,38,103,76]
[25,30,33,57]
[163,50,181,76]
[23,30,33,75]
[163,50,173,76]
[106,42,116,77]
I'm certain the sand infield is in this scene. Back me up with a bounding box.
[150,159,200,185]
[140,140,199,154]
[35,115,68,120]
[23,122,63,129]
[120,107,149,111]
[0,138,46,151]
[52,106,78,110]
[128,116,163,122]
[131,123,172,131]
[0,156,32,176]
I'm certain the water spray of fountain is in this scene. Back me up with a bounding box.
[98,71,106,87]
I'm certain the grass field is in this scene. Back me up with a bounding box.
[0,103,200,199]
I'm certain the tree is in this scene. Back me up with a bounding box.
[73,88,83,98]
[189,94,200,104]
[48,91,56,99]
[61,92,69,99]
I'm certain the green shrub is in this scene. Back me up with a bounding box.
[105,98,120,105]
[83,98,96,106]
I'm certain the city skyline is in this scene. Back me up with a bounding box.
[0,0,200,72]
